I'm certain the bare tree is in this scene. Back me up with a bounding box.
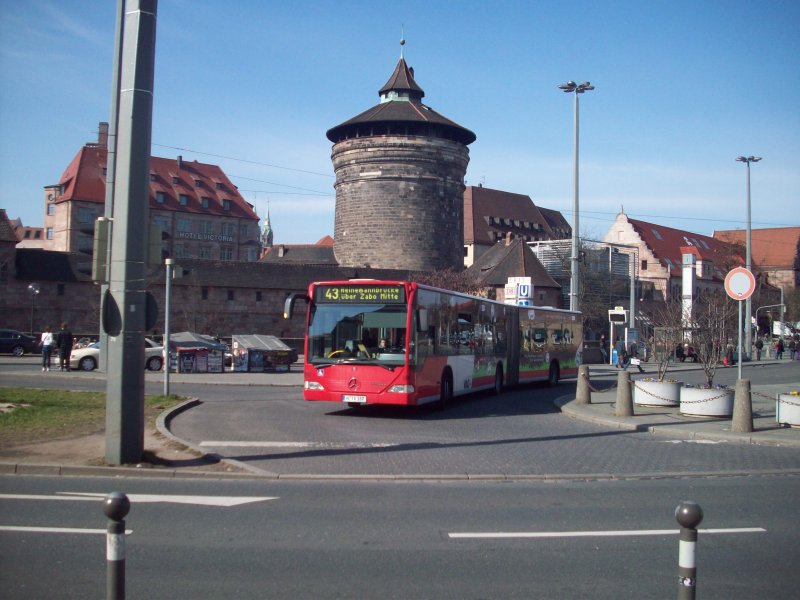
[685,290,738,386]
[643,298,685,381]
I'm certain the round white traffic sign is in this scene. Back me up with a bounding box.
[724,267,756,300]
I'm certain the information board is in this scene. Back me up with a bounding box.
[315,285,406,304]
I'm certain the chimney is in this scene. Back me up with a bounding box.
[505,232,513,246]
[98,122,109,147]
[177,155,183,170]
[278,245,285,258]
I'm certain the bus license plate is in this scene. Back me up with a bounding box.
[343,395,367,403]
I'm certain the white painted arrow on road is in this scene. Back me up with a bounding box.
[0,493,276,507]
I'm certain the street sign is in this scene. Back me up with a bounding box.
[724,267,756,301]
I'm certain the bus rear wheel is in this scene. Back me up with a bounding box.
[548,361,560,387]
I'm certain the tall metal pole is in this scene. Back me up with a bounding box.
[737,155,761,359]
[571,91,580,312]
[559,81,594,313]
[163,259,172,397]
[100,0,126,373]
[105,0,158,465]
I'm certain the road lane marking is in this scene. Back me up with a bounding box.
[200,441,398,449]
[0,493,277,507]
[448,527,766,539]
[0,526,132,535]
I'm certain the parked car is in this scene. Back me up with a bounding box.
[0,329,39,356]
[70,338,164,371]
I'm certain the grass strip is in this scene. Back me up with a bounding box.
[0,388,182,446]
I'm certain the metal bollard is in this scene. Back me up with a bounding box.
[103,492,131,600]
[675,501,703,600]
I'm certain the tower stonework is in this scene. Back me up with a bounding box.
[327,57,475,271]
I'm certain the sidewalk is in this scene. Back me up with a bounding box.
[556,359,800,448]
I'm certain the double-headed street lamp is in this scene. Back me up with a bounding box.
[27,282,40,335]
[559,80,595,312]
[736,155,761,357]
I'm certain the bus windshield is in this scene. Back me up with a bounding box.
[308,303,409,367]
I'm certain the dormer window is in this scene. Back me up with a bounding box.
[156,192,165,204]
[194,179,202,187]
[179,194,189,206]
[150,172,157,182]
[172,175,180,184]
[201,196,210,209]
[222,199,231,211]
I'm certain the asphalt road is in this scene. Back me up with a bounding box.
[1,473,798,599]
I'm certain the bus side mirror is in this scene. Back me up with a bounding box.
[417,308,428,332]
[284,293,309,319]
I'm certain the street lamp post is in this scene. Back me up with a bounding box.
[27,283,40,336]
[559,80,594,312]
[736,155,761,359]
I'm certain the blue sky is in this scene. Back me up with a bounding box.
[1,0,798,245]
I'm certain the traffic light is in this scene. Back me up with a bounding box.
[92,217,111,283]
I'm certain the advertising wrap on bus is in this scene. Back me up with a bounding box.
[284,280,581,408]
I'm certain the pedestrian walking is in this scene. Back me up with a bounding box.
[600,334,609,364]
[788,338,796,361]
[56,322,74,371]
[775,338,784,360]
[614,337,626,369]
[754,337,763,361]
[628,342,645,373]
[39,326,54,371]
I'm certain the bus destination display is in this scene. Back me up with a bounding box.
[315,285,406,304]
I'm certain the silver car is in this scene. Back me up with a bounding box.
[70,338,164,371]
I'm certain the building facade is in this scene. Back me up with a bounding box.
[464,185,571,267]
[42,125,262,264]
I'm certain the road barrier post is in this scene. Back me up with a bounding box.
[732,378,753,433]
[615,370,633,416]
[103,492,130,600]
[675,501,703,600]
[576,364,591,405]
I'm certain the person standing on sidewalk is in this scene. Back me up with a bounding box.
[39,326,54,371]
[755,337,763,361]
[56,322,74,371]
[775,338,784,360]
[788,338,796,361]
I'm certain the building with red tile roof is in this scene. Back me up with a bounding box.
[713,227,799,290]
[463,185,570,267]
[603,210,746,302]
[42,125,261,262]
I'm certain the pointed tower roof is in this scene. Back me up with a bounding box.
[378,58,425,100]
[326,55,475,145]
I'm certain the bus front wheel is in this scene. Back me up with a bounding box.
[438,371,453,410]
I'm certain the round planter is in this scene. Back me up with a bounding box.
[776,394,800,427]
[633,381,681,406]
[679,387,734,417]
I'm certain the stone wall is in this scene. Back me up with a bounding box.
[332,135,469,271]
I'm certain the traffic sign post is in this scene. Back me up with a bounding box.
[724,268,756,380]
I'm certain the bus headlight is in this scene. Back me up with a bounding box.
[304,381,325,391]
[387,384,414,394]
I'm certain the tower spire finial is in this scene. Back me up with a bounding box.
[400,25,405,59]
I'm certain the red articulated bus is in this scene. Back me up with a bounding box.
[284,280,582,408]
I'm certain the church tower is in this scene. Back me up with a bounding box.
[326,49,476,271]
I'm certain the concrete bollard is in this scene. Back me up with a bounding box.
[731,378,753,433]
[103,492,130,600]
[675,501,703,600]
[575,364,591,405]
[615,370,633,417]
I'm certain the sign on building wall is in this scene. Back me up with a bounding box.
[505,276,533,306]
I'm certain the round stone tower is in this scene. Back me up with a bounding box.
[326,55,476,271]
